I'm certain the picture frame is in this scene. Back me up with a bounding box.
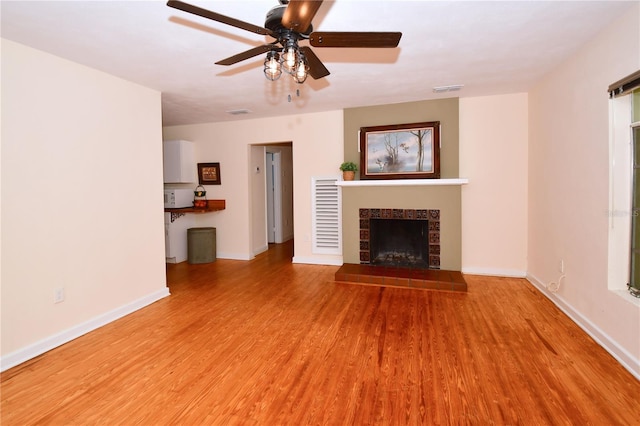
[197,162,221,185]
[359,121,440,180]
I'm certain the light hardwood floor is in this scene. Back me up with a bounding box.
[2,241,639,425]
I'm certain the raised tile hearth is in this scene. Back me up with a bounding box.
[335,263,467,292]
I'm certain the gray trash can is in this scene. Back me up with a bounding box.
[187,227,216,264]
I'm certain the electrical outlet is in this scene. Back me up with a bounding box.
[54,287,65,304]
[559,260,565,274]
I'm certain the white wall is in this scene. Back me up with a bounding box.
[1,40,168,369]
[250,145,268,256]
[460,93,528,277]
[163,110,344,264]
[527,5,640,376]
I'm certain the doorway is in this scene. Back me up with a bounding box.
[249,143,293,256]
[265,145,294,244]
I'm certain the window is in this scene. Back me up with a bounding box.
[629,91,640,296]
[608,73,640,297]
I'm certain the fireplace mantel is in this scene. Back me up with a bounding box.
[335,178,468,187]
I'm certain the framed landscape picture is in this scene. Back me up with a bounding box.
[359,121,440,180]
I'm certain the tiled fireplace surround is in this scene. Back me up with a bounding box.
[336,205,466,292]
[358,208,440,269]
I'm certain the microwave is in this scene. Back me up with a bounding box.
[164,188,193,208]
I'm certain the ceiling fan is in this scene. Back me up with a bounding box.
[167,0,402,83]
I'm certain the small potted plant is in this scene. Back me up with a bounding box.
[340,161,358,181]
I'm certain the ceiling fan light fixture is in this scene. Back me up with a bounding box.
[282,41,298,74]
[264,51,282,81]
[167,1,402,86]
[293,57,309,84]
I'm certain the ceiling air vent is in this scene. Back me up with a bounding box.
[432,84,464,93]
[226,109,252,116]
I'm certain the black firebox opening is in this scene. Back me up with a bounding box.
[369,218,430,268]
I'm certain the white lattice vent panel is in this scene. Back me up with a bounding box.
[312,176,341,254]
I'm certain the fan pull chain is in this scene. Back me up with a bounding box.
[287,89,301,103]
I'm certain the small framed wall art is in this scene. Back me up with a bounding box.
[197,162,221,185]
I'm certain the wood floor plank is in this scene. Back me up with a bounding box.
[2,241,639,425]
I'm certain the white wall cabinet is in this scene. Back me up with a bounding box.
[163,140,195,183]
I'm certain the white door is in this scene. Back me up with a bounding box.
[266,152,284,243]
[266,152,276,243]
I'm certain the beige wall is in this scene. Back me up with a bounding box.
[343,98,459,177]
[342,98,462,269]
[342,186,461,269]
[460,93,528,276]
[1,40,168,366]
[528,5,640,375]
[163,110,344,264]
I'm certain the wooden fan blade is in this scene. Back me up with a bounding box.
[215,45,276,66]
[282,0,324,34]
[299,46,330,79]
[167,0,274,37]
[309,31,402,48]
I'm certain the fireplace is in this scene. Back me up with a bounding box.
[335,207,464,292]
[359,208,440,269]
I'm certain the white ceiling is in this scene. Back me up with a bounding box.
[1,1,635,126]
